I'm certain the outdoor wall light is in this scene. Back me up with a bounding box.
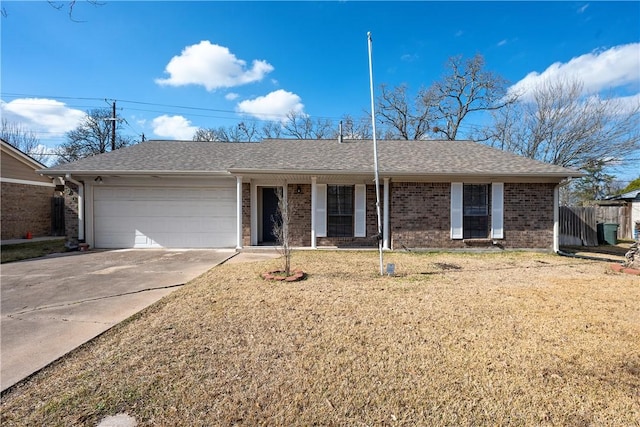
[296,185,302,194]
[94,176,103,184]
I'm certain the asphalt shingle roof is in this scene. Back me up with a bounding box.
[42,139,580,178]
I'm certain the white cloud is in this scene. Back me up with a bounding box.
[155,40,274,91]
[401,53,419,62]
[225,92,239,101]
[577,3,589,13]
[151,115,198,140]
[236,89,304,121]
[497,39,507,47]
[509,43,640,100]
[0,98,85,134]
[608,92,640,114]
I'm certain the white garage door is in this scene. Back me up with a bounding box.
[93,186,236,248]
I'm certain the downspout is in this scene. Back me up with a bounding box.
[64,173,85,241]
[236,175,243,250]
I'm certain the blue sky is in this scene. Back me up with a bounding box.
[1,1,639,176]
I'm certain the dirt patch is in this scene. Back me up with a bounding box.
[2,251,639,426]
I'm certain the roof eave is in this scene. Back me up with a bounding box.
[37,169,231,178]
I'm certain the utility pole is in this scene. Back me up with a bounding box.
[111,100,116,151]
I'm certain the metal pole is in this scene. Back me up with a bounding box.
[368,32,384,276]
[111,101,116,151]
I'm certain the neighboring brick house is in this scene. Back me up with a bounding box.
[1,138,57,240]
[40,139,582,251]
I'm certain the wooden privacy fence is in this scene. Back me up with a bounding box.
[559,205,631,247]
[559,206,597,246]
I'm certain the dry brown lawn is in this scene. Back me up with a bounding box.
[1,251,639,426]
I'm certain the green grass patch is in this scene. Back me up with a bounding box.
[1,239,67,264]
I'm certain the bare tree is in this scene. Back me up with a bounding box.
[0,118,46,161]
[261,121,282,139]
[425,54,517,140]
[488,78,640,169]
[272,186,292,276]
[376,55,515,141]
[56,108,132,163]
[377,84,432,140]
[2,1,102,19]
[488,78,640,205]
[281,111,333,139]
[192,128,221,142]
[193,121,259,142]
[335,114,373,140]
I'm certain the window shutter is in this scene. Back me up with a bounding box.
[315,184,327,237]
[451,182,463,239]
[354,184,366,237]
[491,182,504,239]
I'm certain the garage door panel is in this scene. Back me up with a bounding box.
[94,186,236,248]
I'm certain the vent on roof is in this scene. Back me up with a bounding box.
[338,121,343,143]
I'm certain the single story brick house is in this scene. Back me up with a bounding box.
[1,138,59,240]
[39,139,581,251]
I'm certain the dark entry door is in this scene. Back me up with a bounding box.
[262,188,280,243]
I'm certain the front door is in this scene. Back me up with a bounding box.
[261,187,280,243]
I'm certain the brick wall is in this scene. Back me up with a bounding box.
[288,184,312,247]
[390,182,454,249]
[503,183,555,248]
[243,181,555,250]
[64,182,79,244]
[1,182,53,239]
[390,182,555,250]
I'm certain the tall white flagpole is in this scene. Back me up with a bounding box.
[368,32,384,276]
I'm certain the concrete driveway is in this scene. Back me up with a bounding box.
[0,249,237,392]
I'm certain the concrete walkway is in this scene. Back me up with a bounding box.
[0,249,278,392]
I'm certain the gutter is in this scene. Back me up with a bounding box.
[64,173,85,242]
[37,170,231,178]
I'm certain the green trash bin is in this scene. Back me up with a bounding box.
[602,223,619,245]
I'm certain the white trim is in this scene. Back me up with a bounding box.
[383,178,390,250]
[236,175,243,250]
[0,177,55,187]
[315,183,327,238]
[491,182,504,239]
[450,182,463,239]
[311,177,317,248]
[85,183,95,248]
[354,184,366,237]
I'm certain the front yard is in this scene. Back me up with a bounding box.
[1,251,639,426]
[0,239,67,264]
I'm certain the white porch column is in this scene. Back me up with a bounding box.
[553,183,560,253]
[311,176,317,249]
[236,175,243,250]
[383,177,390,250]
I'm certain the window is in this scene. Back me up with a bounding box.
[327,185,353,237]
[463,184,489,239]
